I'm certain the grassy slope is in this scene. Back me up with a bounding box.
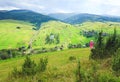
[77,22,120,33]
[33,21,87,48]
[0,20,88,50]
[0,48,90,82]
[0,20,120,50]
[0,20,35,49]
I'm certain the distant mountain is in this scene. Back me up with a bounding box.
[64,13,120,24]
[48,13,76,20]
[0,10,56,29]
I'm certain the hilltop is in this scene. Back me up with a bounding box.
[48,13,76,20]
[0,10,56,29]
[63,13,120,24]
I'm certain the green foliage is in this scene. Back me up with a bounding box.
[11,56,48,79]
[76,60,82,82]
[68,43,82,49]
[97,73,118,82]
[76,60,120,82]
[11,67,20,78]
[90,31,105,59]
[69,56,76,61]
[91,28,120,59]
[68,44,73,49]
[105,28,120,56]
[22,56,36,75]
[37,57,48,72]
[1,48,120,82]
[55,34,60,44]
[112,49,120,74]
[45,33,60,44]
[0,49,25,60]
[0,49,12,60]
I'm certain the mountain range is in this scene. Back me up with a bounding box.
[0,10,56,29]
[48,13,76,20]
[64,13,120,24]
[0,9,120,26]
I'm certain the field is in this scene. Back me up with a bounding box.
[0,20,120,82]
[33,21,87,48]
[0,48,90,82]
[1,20,120,50]
[0,20,35,50]
[0,48,120,82]
[77,22,120,33]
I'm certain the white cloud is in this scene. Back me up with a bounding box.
[0,0,120,16]
[0,6,19,10]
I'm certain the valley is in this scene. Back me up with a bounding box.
[0,9,120,82]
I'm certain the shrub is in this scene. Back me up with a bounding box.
[22,56,36,76]
[91,28,120,59]
[97,72,118,82]
[37,57,48,72]
[11,67,21,78]
[68,44,73,49]
[68,43,82,49]
[0,49,11,60]
[0,53,10,60]
[112,49,120,74]
[69,56,76,61]
[76,60,82,82]
[90,31,105,59]
[76,44,82,48]
[105,28,120,56]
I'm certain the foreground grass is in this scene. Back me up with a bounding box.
[0,48,90,82]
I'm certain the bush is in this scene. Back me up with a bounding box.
[91,28,120,59]
[105,28,120,56]
[22,56,36,76]
[90,31,105,59]
[68,44,73,49]
[68,43,82,49]
[37,57,48,72]
[0,49,11,60]
[76,60,82,82]
[112,49,120,74]
[76,44,82,48]
[11,67,21,78]
[11,56,48,78]
[69,56,76,61]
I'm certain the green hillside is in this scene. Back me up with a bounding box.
[0,20,35,50]
[0,20,88,50]
[32,21,87,48]
[77,22,120,33]
[0,20,120,82]
[0,20,120,50]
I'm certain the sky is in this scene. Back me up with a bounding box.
[0,0,120,16]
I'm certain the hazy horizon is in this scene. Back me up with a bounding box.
[0,0,120,16]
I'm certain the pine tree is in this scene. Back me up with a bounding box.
[105,28,120,56]
[91,31,105,59]
[22,56,36,75]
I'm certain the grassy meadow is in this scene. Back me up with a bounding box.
[0,20,120,82]
[0,48,90,82]
[0,20,120,50]
[0,20,35,50]
[0,48,119,82]
[77,22,120,34]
